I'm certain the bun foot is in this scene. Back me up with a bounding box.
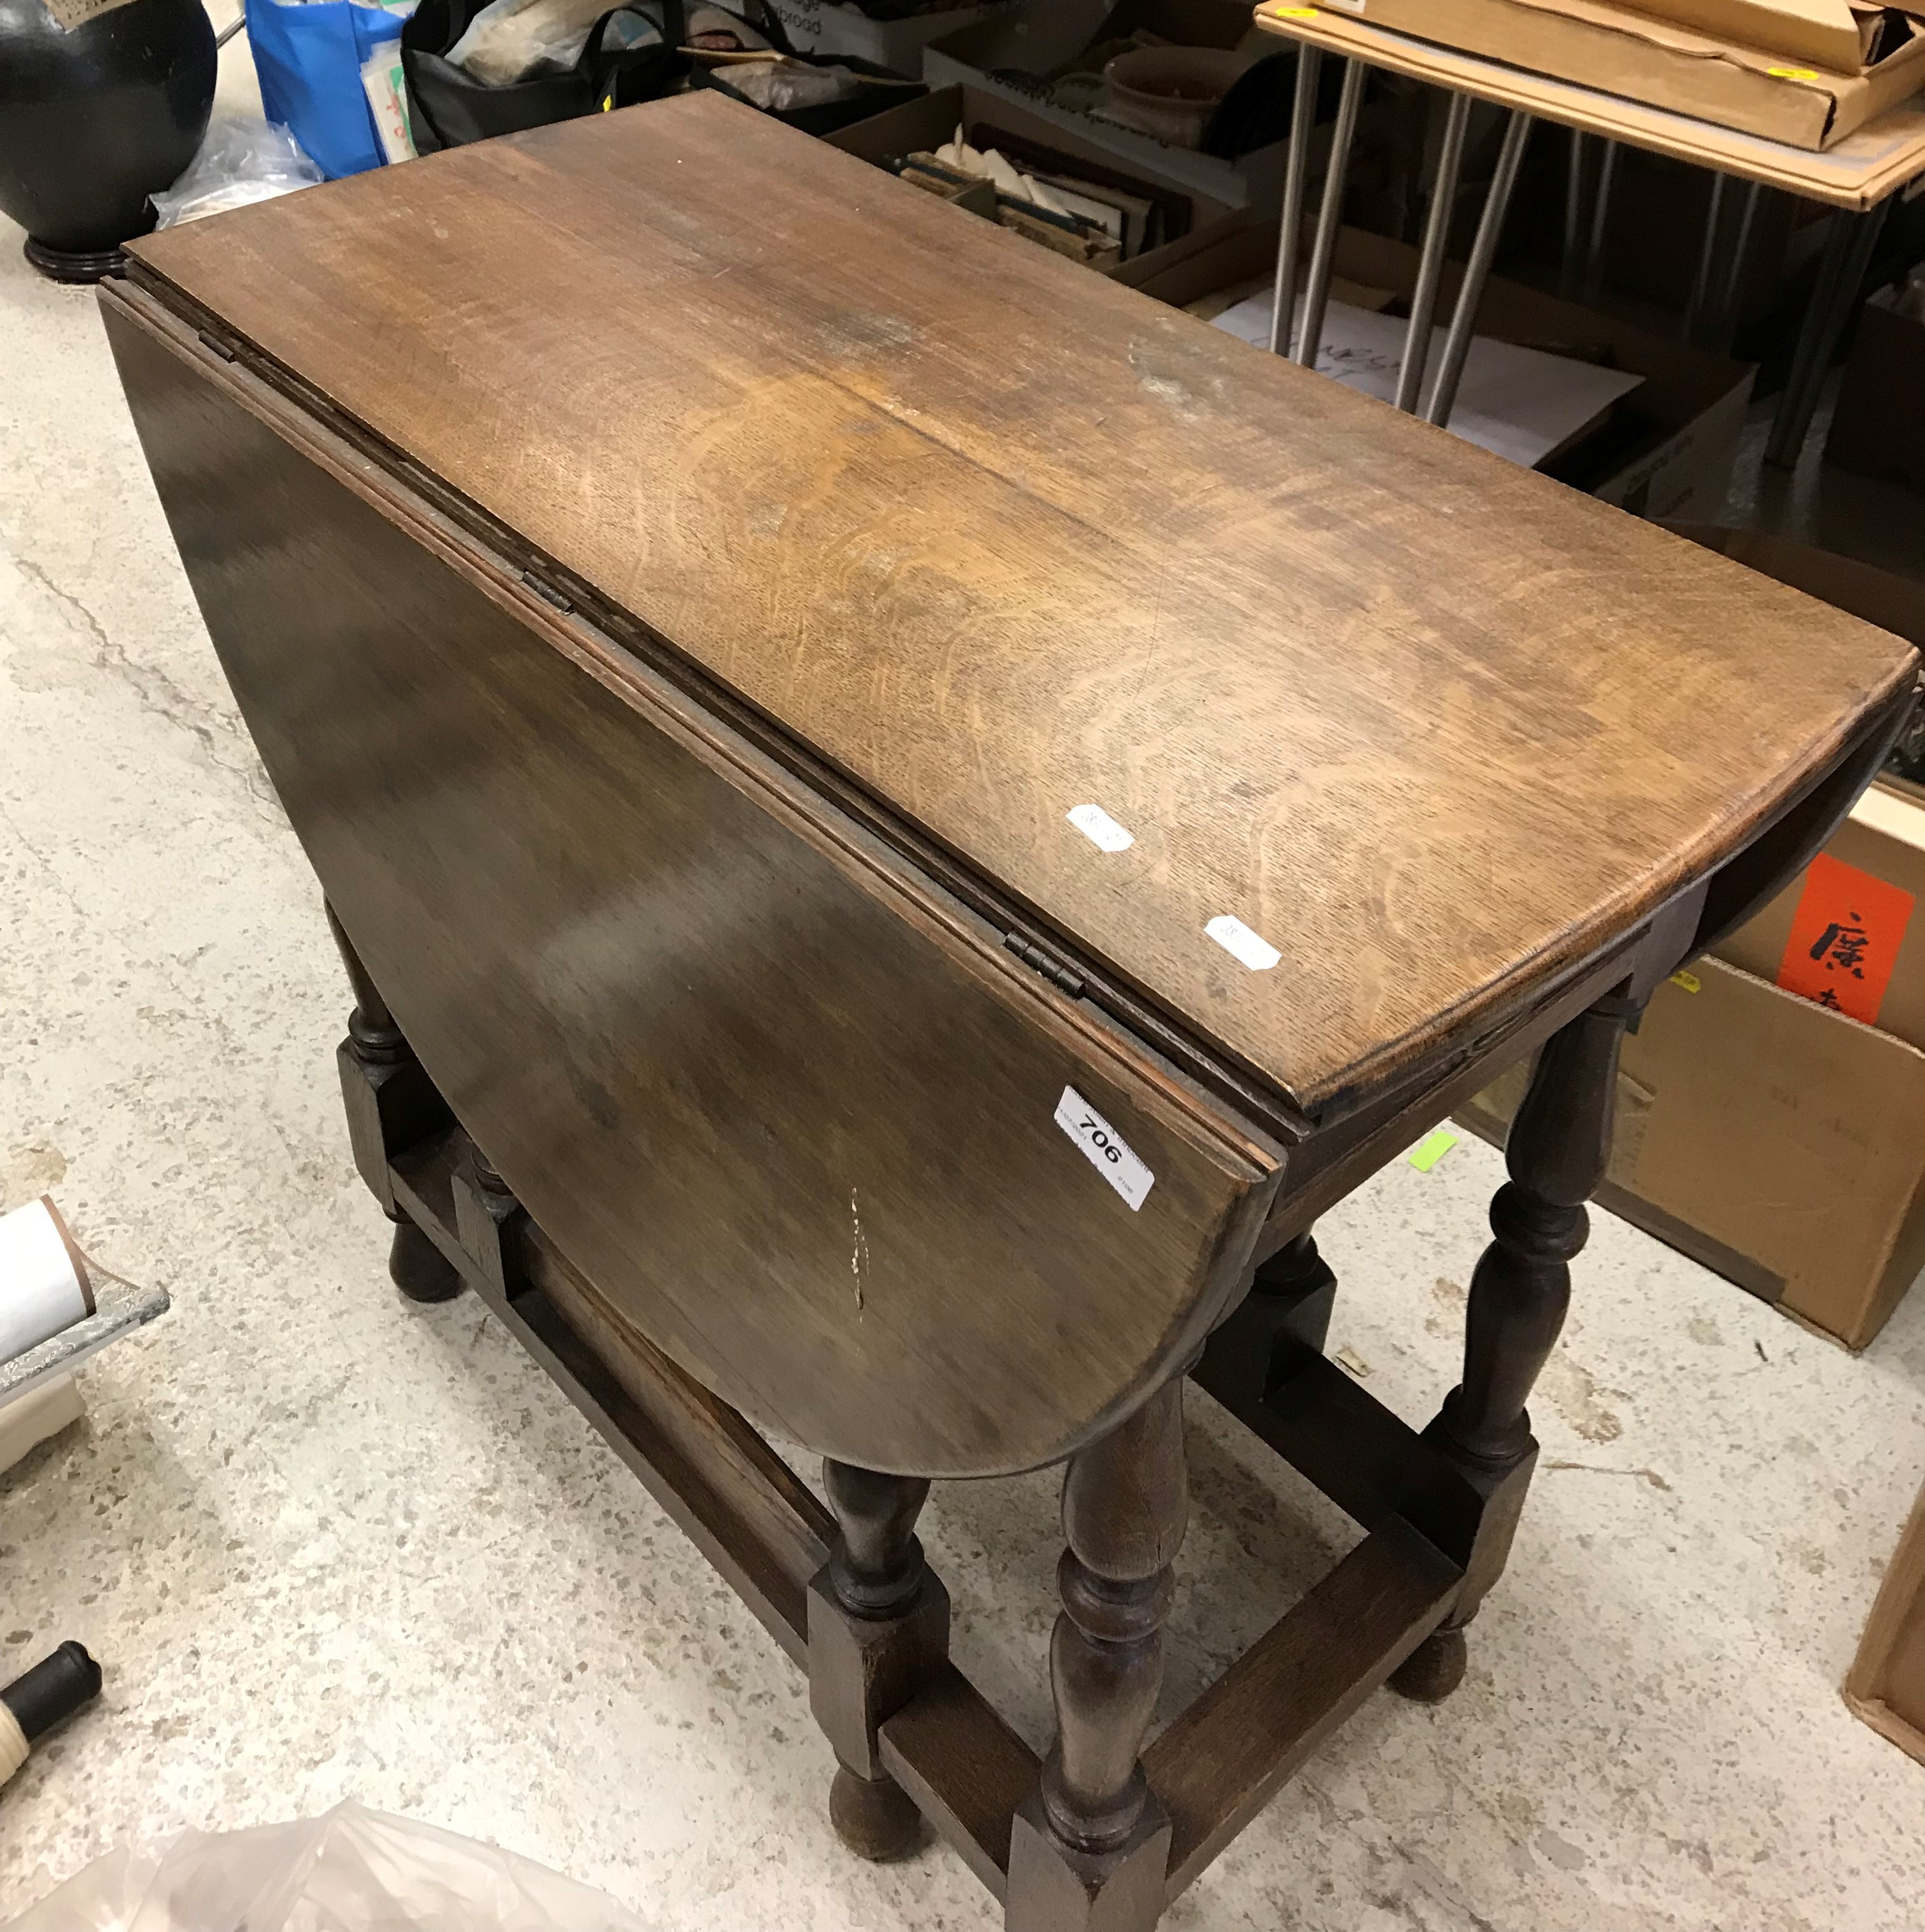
[389,1217,464,1302]
[829,1766,924,1863]
[1389,1626,1468,1703]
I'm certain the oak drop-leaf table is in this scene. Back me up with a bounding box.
[101,94,1915,1932]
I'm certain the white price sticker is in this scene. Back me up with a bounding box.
[1066,803,1136,852]
[1054,1087,1155,1211]
[1205,914,1281,971]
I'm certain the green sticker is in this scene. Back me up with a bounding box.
[1408,1129,1458,1173]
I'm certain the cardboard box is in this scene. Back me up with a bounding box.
[765,0,1009,75]
[1615,0,1923,73]
[1337,0,1925,149]
[923,0,1288,208]
[1828,281,1925,492]
[1847,1477,1925,1766]
[824,84,1257,288]
[1719,782,1925,1046]
[1317,227,1754,516]
[1460,952,1925,1348]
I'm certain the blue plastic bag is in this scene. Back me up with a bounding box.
[246,0,407,179]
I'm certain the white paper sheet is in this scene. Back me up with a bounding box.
[1212,292,1644,470]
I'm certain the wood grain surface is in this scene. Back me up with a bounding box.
[102,291,1278,1477]
[127,95,1915,1117]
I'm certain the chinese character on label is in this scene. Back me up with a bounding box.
[1775,854,1914,1026]
[1807,917,1869,978]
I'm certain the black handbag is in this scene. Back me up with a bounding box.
[402,0,691,153]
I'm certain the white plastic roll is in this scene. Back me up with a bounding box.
[0,1197,93,1365]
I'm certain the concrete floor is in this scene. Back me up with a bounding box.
[5,96,1925,1932]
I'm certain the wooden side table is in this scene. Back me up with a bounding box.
[1252,3,1925,467]
[101,97,1917,1931]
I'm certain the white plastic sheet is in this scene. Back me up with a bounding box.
[6,1803,652,1931]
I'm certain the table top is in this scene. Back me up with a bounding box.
[129,96,1915,1120]
[1253,3,1925,209]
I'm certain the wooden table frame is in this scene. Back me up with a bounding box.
[323,681,1904,1931]
[1252,6,1925,469]
[99,97,1919,1923]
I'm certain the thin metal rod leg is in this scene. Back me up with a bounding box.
[1770,209,1858,454]
[1395,91,1474,414]
[1764,200,1889,468]
[1682,173,1727,344]
[1581,137,1618,307]
[1292,59,1366,370]
[1559,129,1588,301]
[1423,108,1532,429]
[1268,47,1323,357]
[1718,180,1763,337]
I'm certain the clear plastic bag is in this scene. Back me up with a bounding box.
[5,1802,651,1931]
[151,120,325,228]
[444,0,612,84]
[725,57,861,110]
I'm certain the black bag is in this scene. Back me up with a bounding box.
[402,0,691,153]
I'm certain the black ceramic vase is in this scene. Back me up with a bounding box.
[0,0,216,282]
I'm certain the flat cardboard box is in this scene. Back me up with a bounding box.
[1459,954,1925,1348]
[1253,3,1925,209]
[825,85,1253,288]
[923,0,1288,208]
[764,0,1008,75]
[1615,0,1923,72]
[1828,282,1925,491]
[1338,0,1925,149]
[1321,226,1754,517]
[1847,1478,1925,1765]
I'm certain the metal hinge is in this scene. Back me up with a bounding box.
[521,570,574,614]
[1003,931,1084,998]
[197,329,237,362]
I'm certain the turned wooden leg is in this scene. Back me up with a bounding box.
[386,1218,462,1303]
[807,1461,946,1863]
[326,903,461,1303]
[1392,990,1634,1703]
[1007,1379,1185,1932]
